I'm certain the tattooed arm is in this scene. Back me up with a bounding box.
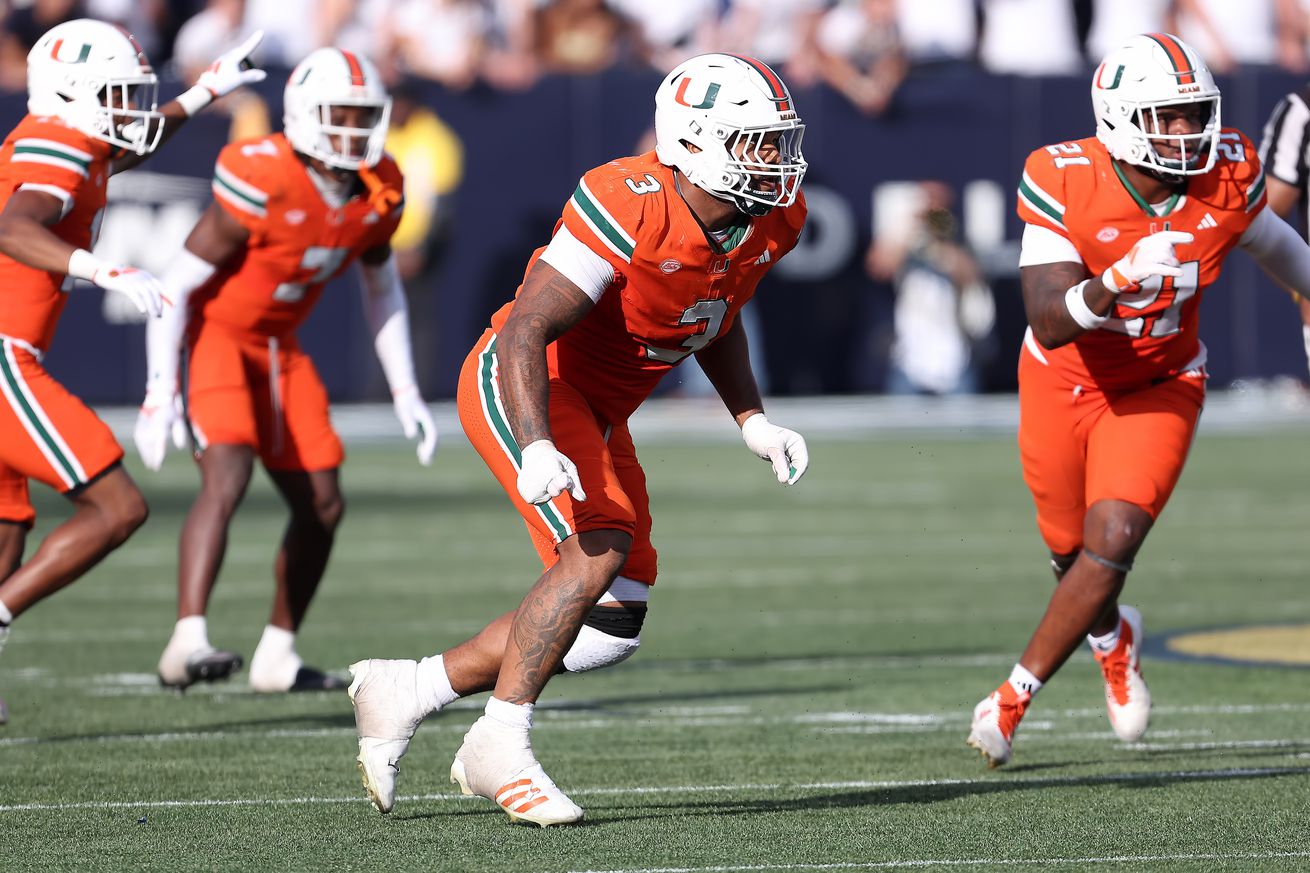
[497,260,597,448]
[1021,259,1105,349]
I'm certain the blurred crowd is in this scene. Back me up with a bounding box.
[3,1,1310,112]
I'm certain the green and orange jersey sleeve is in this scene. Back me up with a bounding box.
[560,162,644,275]
[1016,142,1079,240]
[211,137,284,243]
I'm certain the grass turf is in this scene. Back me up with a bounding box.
[1,432,1308,872]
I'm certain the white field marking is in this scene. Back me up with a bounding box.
[571,851,1310,873]
[2,766,1307,815]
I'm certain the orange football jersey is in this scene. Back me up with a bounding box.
[0,115,114,351]
[192,133,404,337]
[1017,131,1266,391]
[489,151,807,424]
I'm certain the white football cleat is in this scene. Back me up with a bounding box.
[157,642,243,689]
[450,716,584,827]
[1095,605,1151,742]
[348,659,427,814]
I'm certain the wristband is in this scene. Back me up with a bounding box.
[67,248,106,282]
[1065,280,1108,330]
[176,84,214,118]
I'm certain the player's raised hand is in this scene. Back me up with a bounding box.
[133,391,188,471]
[517,440,586,504]
[392,386,438,466]
[197,30,266,98]
[740,413,809,485]
[1104,231,1195,292]
[91,263,166,317]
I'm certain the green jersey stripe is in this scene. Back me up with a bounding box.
[1018,177,1066,228]
[213,174,267,214]
[572,181,635,261]
[1247,174,1266,210]
[213,163,268,204]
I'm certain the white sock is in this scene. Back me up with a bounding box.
[168,615,210,652]
[484,695,534,731]
[1007,664,1044,696]
[250,625,301,689]
[1088,610,1123,655]
[0,598,13,625]
[415,654,458,716]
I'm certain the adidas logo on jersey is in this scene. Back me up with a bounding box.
[1197,212,1218,230]
[754,250,771,266]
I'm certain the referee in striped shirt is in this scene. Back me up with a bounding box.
[1259,86,1310,374]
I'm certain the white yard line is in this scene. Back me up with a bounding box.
[1,766,1306,815]
[570,851,1310,873]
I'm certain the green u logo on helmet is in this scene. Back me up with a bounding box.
[673,78,720,110]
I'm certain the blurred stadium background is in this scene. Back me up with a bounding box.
[5,0,1310,405]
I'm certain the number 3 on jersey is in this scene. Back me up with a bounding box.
[273,246,349,302]
[644,299,728,363]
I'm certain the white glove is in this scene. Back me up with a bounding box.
[517,440,586,505]
[1103,230,1194,292]
[392,386,437,466]
[740,413,809,485]
[134,391,188,472]
[92,264,165,317]
[196,31,267,98]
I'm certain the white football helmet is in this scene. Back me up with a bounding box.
[26,19,163,155]
[1092,33,1221,177]
[284,48,390,171]
[654,53,806,217]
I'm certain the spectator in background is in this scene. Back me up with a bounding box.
[816,0,907,117]
[242,0,355,68]
[378,0,488,90]
[867,181,994,395]
[534,0,633,76]
[85,0,165,58]
[0,0,85,91]
[385,80,464,394]
[609,0,720,72]
[895,0,976,69]
[722,0,826,88]
[1174,0,1306,74]
[1086,0,1171,63]
[483,0,539,89]
[173,0,270,140]
[979,0,1082,75]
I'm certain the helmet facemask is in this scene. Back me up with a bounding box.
[296,99,391,171]
[719,123,806,217]
[96,75,164,155]
[1120,95,1220,178]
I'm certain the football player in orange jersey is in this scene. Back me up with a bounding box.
[134,49,437,694]
[348,53,810,825]
[0,19,264,723]
[967,33,1310,767]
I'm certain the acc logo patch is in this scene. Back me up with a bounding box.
[1096,226,1119,243]
[284,209,306,225]
[659,258,682,274]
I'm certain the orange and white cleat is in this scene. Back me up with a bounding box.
[450,716,584,827]
[1094,605,1151,742]
[967,682,1032,767]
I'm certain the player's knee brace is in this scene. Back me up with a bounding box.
[562,604,647,673]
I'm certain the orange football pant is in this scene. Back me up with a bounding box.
[0,338,123,526]
[457,330,657,584]
[1018,346,1205,556]
[185,323,343,472]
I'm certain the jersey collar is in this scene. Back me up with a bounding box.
[1112,161,1183,217]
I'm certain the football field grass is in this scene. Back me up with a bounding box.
[2,427,1308,871]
